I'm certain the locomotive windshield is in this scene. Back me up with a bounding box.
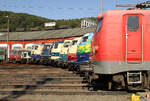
[35,46,38,50]
[27,46,32,50]
[72,40,78,45]
[31,46,35,50]
[96,18,103,32]
[82,36,88,42]
[44,45,50,50]
[64,42,71,47]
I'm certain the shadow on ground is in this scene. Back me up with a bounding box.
[0,77,53,101]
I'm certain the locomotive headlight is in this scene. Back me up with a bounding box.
[95,75,99,79]
[95,45,99,53]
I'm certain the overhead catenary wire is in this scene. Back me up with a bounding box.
[0,4,109,11]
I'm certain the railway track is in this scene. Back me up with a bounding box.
[0,63,52,69]
[0,63,130,96]
[0,90,128,95]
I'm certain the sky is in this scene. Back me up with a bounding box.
[0,0,147,20]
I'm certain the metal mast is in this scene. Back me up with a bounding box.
[101,0,103,14]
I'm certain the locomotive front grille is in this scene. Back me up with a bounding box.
[127,72,142,84]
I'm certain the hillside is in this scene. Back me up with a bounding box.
[0,11,97,32]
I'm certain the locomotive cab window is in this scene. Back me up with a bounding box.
[27,46,32,50]
[72,40,78,45]
[82,36,88,42]
[46,45,50,49]
[31,46,35,50]
[128,16,139,31]
[96,18,103,32]
[54,43,58,49]
[44,45,50,50]
[35,46,38,50]
[64,42,71,47]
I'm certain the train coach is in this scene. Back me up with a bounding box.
[89,2,150,90]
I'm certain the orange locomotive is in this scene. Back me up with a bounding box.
[90,1,150,90]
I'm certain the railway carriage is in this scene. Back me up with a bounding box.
[90,2,150,90]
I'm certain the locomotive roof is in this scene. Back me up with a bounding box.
[104,9,150,16]
[0,28,95,41]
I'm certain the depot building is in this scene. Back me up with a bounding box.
[0,28,94,50]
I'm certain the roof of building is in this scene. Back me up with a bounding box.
[0,27,95,41]
[81,19,96,24]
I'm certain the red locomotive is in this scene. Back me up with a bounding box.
[90,1,150,90]
[9,49,25,63]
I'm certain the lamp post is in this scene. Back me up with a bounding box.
[5,16,9,61]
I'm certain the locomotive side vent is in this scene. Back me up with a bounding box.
[127,72,142,84]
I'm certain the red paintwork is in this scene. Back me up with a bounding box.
[68,53,77,61]
[93,9,150,61]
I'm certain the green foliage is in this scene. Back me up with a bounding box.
[0,11,97,32]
